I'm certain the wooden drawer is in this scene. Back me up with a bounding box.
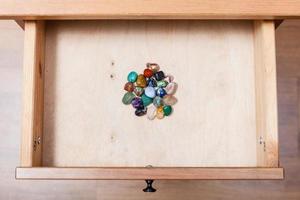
[16,20,283,180]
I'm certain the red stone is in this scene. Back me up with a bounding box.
[124,82,135,92]
[143,68,153,78]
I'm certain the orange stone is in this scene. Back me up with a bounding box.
[143,68,153,78]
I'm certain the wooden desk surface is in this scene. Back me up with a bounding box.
[0,20,300,199]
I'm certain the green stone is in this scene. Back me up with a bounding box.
[127,71,138,83]
[163,105,172,116]
[157,80,168,88]
[134,86,144,96]
[122,92,135,105]
[153,96,163,107]
[141,94,153,107]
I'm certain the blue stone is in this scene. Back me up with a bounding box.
[156,88,167,97]
[147,78,157,87]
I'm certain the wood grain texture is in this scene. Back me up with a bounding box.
[20,21,45,167]
[1,0,300,19]
[15,167,284,180]
[43,20,257,167]
[276,20,300,77]
[254,21,279,167]
[1,19,300,200]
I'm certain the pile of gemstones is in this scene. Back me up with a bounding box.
[122,63,178,120]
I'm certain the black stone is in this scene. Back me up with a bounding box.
[154,71,165,81]
[135,107,147,116]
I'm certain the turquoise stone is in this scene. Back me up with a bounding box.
[153,96,163,107]
[122,92,135,105]
[157,80,168,88]
[163,105,172,116]
[141,94,153,107]
[127,71,138,83]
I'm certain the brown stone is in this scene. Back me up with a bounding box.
[124,82,135,92]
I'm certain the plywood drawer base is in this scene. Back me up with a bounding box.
[18,20,283,180]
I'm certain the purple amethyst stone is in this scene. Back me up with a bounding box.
[131,97,144,109]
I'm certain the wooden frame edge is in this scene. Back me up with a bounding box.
[275,20,284,29]
[14,20,24,30]
[1,0,300,19]
[254,20,279,167]
[15,167,284,180]
[20,20,45,167]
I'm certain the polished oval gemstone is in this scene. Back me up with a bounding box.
[122,92,135,105]
[156,106,164,119]
[156,88,167,97]
[135,107,147,117]
[144,86,156,98]
[136,74,147,88]
[153,96,163,107]
[134,86,144,96]
[143,68,153,78]
[157,80,168,88]
[162,95,177,106]
[127,71,138,83]
[154,71,165,81]
[124,82,135,92]
[131,97,144,109]
[147,78,157,87]
[146,63,160,73]
[141,94,153,107]
[163,105,172,116]
[165,82,178,95]
[147,105,156,120]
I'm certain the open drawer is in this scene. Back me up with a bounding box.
[16,20,283,180]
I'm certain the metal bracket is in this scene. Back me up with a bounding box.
[259,136,266,152]
[33,136,41,151]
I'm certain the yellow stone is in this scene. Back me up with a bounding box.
[156,106,164,119]
[136,74,147,88]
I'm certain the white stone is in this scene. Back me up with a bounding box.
[147,105,157,120]
[165,82,178,95]
[144,86,156,98]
